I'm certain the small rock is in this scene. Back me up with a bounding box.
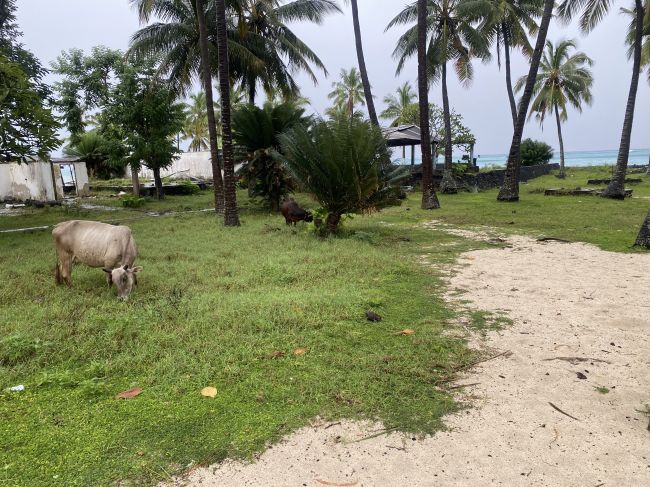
[366,311,382,322]
[577,372,588,380]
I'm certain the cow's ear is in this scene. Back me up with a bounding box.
[123,264,129,270]
[131,266,143,273]
[103,268,112,274]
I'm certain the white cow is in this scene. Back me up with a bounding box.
[52,220,142,299]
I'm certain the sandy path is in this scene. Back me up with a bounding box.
[169,229,650,487]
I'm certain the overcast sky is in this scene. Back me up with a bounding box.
[15,0,650,156]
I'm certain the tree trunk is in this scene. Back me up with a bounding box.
[215,0,240,226]
[195,0,225,214]
[350,0,379,126]
[646,154,650,175]
[554,104,566,179]
[439,60,457,194]
[248,80,255,105]
[411,145,415,165]
[497,0,554,202]
[402,146,406,161]
[417,0,440,209]
[153,167,164,200]
[326,212,341,234]
[635,207,650,247]
[131,164,140,196]
[502,23,517,129]
[602,0,644,199]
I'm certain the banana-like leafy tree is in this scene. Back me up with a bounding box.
[233,101,307,210]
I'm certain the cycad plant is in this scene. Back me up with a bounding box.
[279,115,406,233]
[232,101,307,210]
[516,39,594,178]
[388,0,491,194]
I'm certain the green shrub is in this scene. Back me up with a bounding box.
[121,196,147,208]
[521,138,554,166]
[177,180,201,195]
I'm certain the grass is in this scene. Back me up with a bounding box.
[594,386,610,394]
[1,165,648,486]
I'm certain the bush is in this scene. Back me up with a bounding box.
[521,139,554,166]
[121,196,147,208]
[177,180,201,195]
[280,114,407,234]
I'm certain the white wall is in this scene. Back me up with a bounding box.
[127,152,243,180]
[71,162,90,196]
[0,162,57,202]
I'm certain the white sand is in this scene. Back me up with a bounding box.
[168,229,650,487]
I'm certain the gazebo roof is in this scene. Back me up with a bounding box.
[383,124,439,148]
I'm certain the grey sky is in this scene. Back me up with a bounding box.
[16,0,650,156]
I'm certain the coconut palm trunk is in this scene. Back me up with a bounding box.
[350,0,379,126]
[635,208,650,247]
[195,0,225,214]
[554,104,566,178]
[497,0,555,202]
[215,0,240,226]
[418,0,440,209]
[502,23,517,128]
[439,60,457,194]
[602,0,645,199]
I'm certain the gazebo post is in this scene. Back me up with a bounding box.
[411,145,415,166]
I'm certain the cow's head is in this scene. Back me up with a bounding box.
[304,212,314,223]
[103,265,142,300]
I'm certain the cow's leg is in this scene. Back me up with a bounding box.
[57,249,73,287]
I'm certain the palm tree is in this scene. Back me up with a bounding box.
[472,0,542,127]
[128,0,340,101]
[216,0,240,226]
[557,0,647,199]
[346,0,379,126]
[417,0,440,209]
[496,0,555,202]
[381,82,418,161]
[182,91,210,152]
[622,5,650,84]
[388,0,491,194]
[515,39,594,178]
[327,67,365,117]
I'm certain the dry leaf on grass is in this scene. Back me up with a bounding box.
[201,386,218,398]
[293,348,308,356]
[115,387,142,399]
[315,479,358,486]
[266,351,285,359]
[395,329,415,336]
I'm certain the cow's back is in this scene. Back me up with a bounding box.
[53,220,134,268]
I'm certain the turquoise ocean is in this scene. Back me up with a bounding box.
[395,148,650,168]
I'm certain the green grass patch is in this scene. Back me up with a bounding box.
[594,386,610,394]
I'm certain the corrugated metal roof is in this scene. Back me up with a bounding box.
[383,124,439,147]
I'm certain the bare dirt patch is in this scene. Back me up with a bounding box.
[169,230,650,487]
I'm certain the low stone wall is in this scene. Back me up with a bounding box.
[459,163,559,190]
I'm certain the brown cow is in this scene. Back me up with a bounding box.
[52,220,141,300]
[280,199,313,226]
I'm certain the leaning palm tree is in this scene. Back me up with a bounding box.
[417,0,440,209]
[345,0,379,126]
[471,0,542,127]
[516,39,594,179]
[216,0,240,226]
[388,0,491,194]
[557,0,647,199]
[380,82,418,161]
[327,67,366,117]
[496,0,555,202]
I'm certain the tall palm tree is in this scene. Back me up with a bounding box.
[128,0,340,101]
[388,0,491,194]
[346,0,379,125]
[381,82,418,160]
[216,0,240,226]
[515,39,594,178]
[417,0,440,209]
[622,5,650,84]
[328,67,365,117]
[182,92,210,152]
[472,0,542,127]
[557,0,647,199]
[496,0,555,202]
